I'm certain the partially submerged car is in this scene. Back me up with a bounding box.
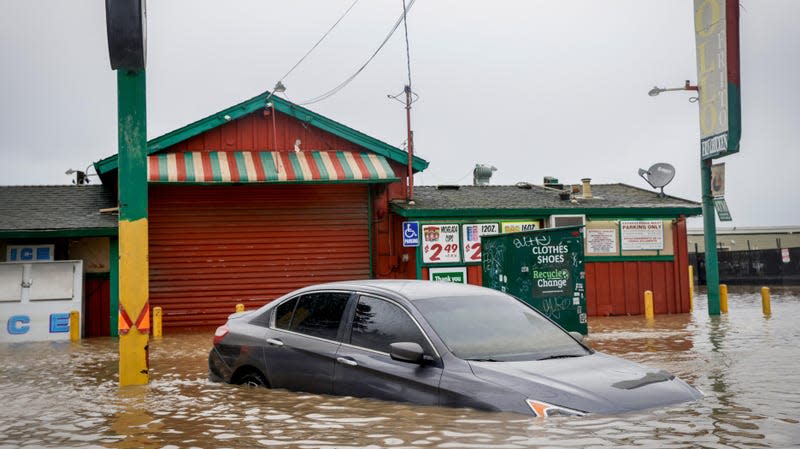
[209,280,701,416]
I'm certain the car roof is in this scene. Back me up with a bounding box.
[300,279,507,302]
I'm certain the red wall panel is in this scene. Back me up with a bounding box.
[149,184,370,329]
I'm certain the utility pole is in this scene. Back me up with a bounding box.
[106,1,150,386]
[405,85,414,202]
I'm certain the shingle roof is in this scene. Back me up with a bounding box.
[391,183,701,218]
[0,185,118,234]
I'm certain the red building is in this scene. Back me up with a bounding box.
[95,91,426,330]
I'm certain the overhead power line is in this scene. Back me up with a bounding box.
[300,0,418,105]
[276,0,362,84]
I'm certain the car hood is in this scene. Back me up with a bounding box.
[468,352,702,414]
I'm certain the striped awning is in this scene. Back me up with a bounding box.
[147,151,398,184]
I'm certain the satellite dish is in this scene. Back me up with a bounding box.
[638,163,676,197]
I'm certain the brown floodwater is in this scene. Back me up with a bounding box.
[1,286,799,448]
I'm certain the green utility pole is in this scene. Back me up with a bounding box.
[701,159,720,315]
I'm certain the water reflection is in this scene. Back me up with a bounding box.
[1,289,799,448]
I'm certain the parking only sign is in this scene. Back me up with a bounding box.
[402,221,420,247]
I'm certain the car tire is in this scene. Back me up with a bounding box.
[238,370,267,388]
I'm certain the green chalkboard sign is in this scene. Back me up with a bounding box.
[482,226,588,335]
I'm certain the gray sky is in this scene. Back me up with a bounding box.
[1,1,798,228]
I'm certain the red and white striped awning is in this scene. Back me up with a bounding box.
[147,151,398,183]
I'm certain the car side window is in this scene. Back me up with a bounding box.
[286,292,350,341]
[349,295,431,354]
[274,297,298,330]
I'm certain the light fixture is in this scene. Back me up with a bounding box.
[647,80,699,99]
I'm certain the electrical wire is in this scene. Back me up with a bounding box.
[300,0,417,105]
[276,0,362,84]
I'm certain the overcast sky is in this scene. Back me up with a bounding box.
[1,1,798,229]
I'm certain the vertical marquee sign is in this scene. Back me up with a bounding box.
[482,227,587,335]
[694,0,741,160]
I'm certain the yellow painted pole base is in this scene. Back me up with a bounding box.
[153,307,163,339]
[69,310,80,342]
[120,329,150,386]
[720,284,729,314]
[761,286,772,316]
[644,290,654,320]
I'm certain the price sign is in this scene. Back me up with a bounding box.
[462,223,499,262]
[422,224,461,264]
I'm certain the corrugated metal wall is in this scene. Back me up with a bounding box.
[149,184,370,329]
[586,218,690,316]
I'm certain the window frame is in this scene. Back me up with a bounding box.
[340,294,440,359]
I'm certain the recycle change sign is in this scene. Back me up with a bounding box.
[481,226,587,335]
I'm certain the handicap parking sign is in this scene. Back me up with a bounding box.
[402,221,420,247]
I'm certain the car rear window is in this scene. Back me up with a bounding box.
[283,292,350,341]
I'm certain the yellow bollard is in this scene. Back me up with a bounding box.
[688,266,694,312]
[69,310,80,341]
[644,290,654,320]
[153,307,163,339]
[761,286,771,316]
[720,284,729,313]
[236,303,245,313]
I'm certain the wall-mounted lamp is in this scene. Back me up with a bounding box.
[648,80,699,102]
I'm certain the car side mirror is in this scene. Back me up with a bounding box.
[390,342,425,364]
[568,331,585,343]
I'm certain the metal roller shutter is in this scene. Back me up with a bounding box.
[149,184,370,329]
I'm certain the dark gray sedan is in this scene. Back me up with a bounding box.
[208,280,702,416]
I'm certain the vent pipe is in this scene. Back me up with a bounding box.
[473,164,497,186]
[581,178,592,199]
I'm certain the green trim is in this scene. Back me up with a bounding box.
[109,236,119,337]
[585,255,674,262]
[0,228,118,239]
[726,81,741,155]
[94,90,429,177]
[117,70,148,221]
[391,206,702,219]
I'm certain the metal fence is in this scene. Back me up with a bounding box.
[690,247,800,285]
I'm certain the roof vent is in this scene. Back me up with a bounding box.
[515,182,533,189]
[581,178,593,199]
[473,164,497,186]
[437,185,460,190]
[543,176,563,190]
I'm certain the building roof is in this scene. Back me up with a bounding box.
[94,90,429,181]
[0,185,118,237]
[391,183,701,218]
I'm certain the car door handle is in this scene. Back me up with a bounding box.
[336,357,358,367]
[266,338,284,347]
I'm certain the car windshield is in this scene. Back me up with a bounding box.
[415,294,589,362]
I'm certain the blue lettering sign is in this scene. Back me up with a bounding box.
[49,313,70,333]
[7,315,30,334]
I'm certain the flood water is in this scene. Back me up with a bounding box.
[1,286,799,449]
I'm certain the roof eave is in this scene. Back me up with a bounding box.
[95,91,428,178]
[389,204,703,218]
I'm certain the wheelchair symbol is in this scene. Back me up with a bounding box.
[404,224,418,239]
